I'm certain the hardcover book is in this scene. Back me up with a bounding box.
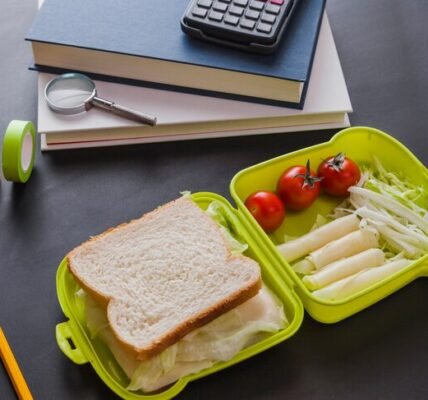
[27,0,326,109]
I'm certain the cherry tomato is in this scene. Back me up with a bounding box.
[317,153,361,196]
[276,160,321,210]
[244,191,285,232]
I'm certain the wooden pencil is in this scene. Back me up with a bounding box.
[0,327,33,400]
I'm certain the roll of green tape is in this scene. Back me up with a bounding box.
[2,120,36,183]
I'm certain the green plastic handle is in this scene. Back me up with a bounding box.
[56,322,89,365]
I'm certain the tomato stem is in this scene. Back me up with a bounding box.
[294,159,323,188]
[327,152,346,172]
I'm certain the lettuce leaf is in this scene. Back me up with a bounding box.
[81,285,287,393]
[206,201,248,255]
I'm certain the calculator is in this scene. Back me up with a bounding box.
[181,0,299,54]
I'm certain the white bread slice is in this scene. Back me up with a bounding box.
[67,197,261,360]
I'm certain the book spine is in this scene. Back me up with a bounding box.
[297,0,326,109]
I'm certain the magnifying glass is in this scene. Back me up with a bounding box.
[44,73,157,126]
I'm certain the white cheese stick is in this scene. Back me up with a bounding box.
[293,229,379,274]
[312,258,413,301]
[303,248,385,290]
[277,214,360,263]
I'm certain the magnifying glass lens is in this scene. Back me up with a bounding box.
[46,74,95,109]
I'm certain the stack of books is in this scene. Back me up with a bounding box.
[27,0,351,151]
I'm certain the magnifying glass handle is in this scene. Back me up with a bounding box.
[92,96,157,126]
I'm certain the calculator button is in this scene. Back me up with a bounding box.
[197,0,213,8]
[224,14,240,25]
[265,3,280,14]
[240,18,256,29]
[192,7,208,18]
[208,10,224,21]
[249,1,265,10]
[270,0,284,4]
[257,22,272,33]
[229,5,244,16]
[233,0,248,6]
[213,1,228,11]
[218,0,232,2]
[245,9,260,20]
[260,12,276,23]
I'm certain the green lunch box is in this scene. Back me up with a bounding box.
[56,126,428,399]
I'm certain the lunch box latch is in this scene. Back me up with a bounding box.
[56,321,89,365]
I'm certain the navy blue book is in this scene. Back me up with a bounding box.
[27,0,326,108]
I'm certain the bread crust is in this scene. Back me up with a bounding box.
[67,197,261,361]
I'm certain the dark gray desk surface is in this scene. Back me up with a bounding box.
[0,0,427,399]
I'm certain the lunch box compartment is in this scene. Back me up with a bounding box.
[56,192,304,399]
[231,126,428,323]
[56,127,428,399]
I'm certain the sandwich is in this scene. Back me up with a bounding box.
[67,196,287,392]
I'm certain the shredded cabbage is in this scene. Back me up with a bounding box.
[334,159,428,259]
[365,157,428,211]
